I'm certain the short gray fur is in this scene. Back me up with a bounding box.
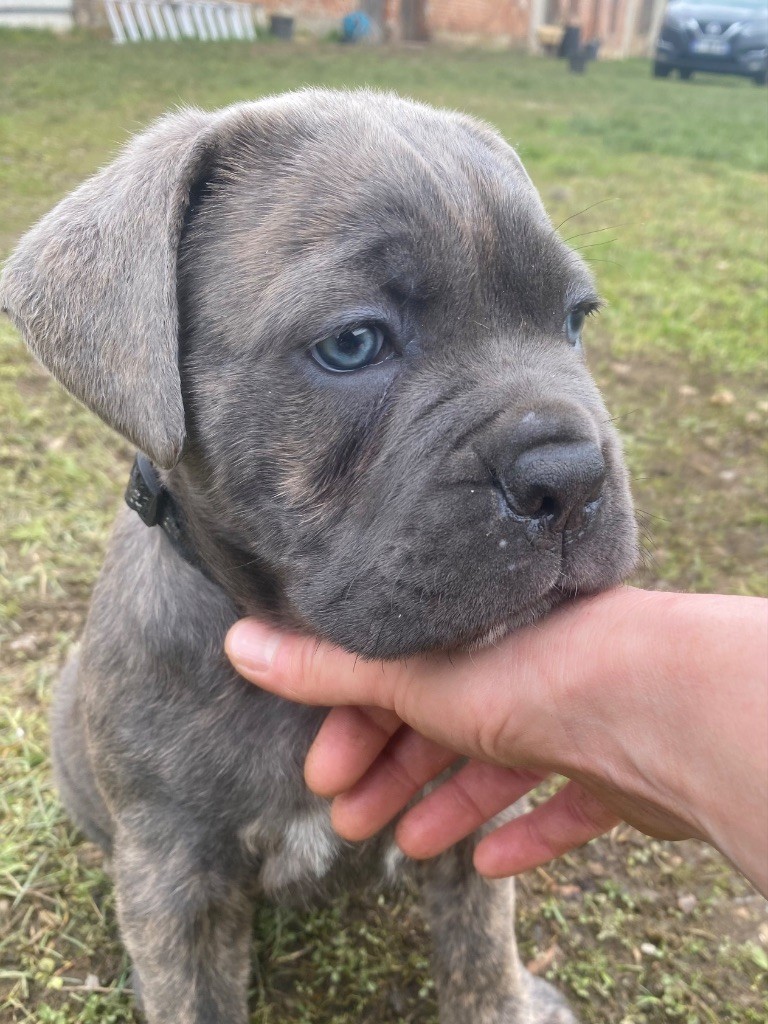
[1,90,637,1024]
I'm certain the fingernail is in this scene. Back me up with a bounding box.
[226,620,282,675]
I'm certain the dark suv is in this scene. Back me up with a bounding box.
[654,0,768,82]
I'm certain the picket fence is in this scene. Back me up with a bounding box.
[104,0,264,43]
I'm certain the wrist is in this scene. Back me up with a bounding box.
[660,593,768,892]
[490,587,670,776]
[567,588,768,894]
[547,588,715,834]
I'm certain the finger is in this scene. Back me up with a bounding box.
[395,761,547,860]
[330,729,460,842]
[226,619,414,709]
[473,779,621,878]
[304,706,403,798]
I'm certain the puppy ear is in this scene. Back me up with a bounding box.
[0,109,218,468]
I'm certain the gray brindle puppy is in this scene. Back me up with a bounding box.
[1,91,637,1024]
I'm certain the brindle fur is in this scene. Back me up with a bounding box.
[1,90,637,1024]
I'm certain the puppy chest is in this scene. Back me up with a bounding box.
[240,806,343,894]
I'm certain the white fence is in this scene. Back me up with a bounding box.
[104,1,265,43]
[0,0,73,30]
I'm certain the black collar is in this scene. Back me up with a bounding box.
[125,453,211,579]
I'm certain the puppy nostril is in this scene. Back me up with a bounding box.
[531,494,560,520]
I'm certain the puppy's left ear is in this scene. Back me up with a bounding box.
[0,108,220,468]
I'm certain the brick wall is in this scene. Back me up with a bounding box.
[258,0,350,27]
[313,1,530,44]
[260,1,531,44]
[427,0,529,44]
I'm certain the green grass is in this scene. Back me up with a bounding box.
[1,30,767,1024]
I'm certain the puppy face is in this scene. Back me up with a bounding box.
[1,91,636,658]
[174,93,637,657]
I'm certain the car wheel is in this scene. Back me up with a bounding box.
[653,62,672,78]
[679,68,693,80]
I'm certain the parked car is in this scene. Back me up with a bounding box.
[654,0,768,82]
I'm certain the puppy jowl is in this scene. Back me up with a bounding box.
[1,91,637,1024]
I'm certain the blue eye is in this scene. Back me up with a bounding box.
[566,309,587,346]
[312,325,386,372]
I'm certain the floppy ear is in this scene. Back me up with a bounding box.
[0,108,220,468]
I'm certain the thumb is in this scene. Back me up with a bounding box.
[225,619,413,711]
[224,618,531,766]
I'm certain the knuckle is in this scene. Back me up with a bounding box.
[288,637,323,690]
[388,661,418,720]
[448,772,487,820]
[383,750,424,796]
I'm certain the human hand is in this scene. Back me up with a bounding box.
[226,587,713,877]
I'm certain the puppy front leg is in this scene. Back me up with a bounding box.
[113,825,252,1024]
[420,839,577,1024]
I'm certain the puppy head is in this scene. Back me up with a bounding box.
[1,91,637,658]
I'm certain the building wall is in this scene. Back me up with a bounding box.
[427,0,529,44]
[254,0,349,34]
[258,0,350,21]
[72,0,662,56]
[254,1,529,45]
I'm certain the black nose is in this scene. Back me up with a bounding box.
[499,440,606,531]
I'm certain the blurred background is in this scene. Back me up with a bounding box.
[0,4,766,1022]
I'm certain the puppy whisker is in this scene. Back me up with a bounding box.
[571,238,618,252]
[601,409,640,424]
[554,196,621,232]
[582,257,624,268]
[561,223,628,243]
[635,507,669,523]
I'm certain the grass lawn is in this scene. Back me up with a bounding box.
[1,29,767,1024]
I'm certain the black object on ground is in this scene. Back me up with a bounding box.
[270,15,294,39]
[569,39,600,73]
[559,24,581,58]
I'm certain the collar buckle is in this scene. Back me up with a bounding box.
[125,452,211,582]
[125,452,166,528]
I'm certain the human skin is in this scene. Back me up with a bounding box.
[225,587,768,897]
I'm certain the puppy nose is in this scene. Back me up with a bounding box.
[499,440,606,531]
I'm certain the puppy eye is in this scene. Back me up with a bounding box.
[565,309,587,346]
[312,325,388,372]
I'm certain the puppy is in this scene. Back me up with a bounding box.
[1,90,637,1024]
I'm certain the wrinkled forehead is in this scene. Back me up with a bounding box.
[272,112,553,258]
[198,100,595,328]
